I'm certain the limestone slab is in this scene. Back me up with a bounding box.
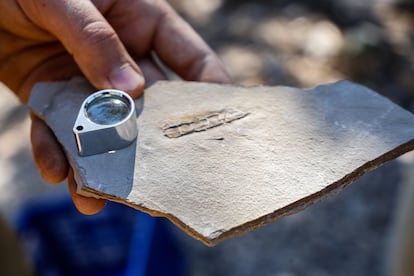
[29,78,414,246]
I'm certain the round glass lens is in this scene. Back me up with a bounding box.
[86,95,130,125]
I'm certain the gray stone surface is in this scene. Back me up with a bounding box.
[29,78,414,246]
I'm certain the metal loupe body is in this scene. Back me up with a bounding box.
[73,89,138,156]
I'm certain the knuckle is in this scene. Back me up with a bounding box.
[79,21,118,48]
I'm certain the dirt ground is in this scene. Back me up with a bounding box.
[0,0,413,275]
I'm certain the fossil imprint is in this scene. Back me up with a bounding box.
[161,108,250,138]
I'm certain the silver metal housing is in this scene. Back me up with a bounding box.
[73,89,138,156]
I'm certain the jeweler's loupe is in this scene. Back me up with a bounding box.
[73,89,138,156]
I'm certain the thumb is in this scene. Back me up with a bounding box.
[21,0,144,97]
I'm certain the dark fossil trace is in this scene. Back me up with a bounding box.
[161,108,250,138]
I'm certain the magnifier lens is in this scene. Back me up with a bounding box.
[86,95,130,125]
[74,89,137,156]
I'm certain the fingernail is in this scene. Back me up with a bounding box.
[109,64,143,92]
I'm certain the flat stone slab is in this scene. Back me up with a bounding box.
[29,78,414,246]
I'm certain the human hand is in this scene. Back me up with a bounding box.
[0,0,231,214]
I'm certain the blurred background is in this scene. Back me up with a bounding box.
[0,0,413,275]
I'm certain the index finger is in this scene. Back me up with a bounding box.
[109,0,231,84]
[154,3,232,84]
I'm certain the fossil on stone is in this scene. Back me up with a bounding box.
[28,78,414,246]
[161,109,250,138]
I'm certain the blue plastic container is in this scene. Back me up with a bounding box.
[14,193,184,276]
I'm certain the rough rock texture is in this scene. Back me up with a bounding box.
[29,78,414,246]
